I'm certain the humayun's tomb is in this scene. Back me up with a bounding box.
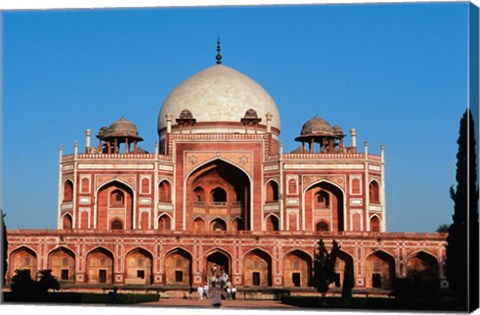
[6,44,447,298]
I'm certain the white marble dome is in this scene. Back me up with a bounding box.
[158,64,281,133]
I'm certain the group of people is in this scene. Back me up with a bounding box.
[210,264,230,288]
[194,264,237,300]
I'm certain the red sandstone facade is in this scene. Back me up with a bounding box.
[6,58,447,294]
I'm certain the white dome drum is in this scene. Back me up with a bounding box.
[158,64,281,135]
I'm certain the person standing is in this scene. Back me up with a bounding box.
[197,285,204,300]
[231,286,237,300]
[203,283,209,299]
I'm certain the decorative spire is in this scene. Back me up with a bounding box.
[216,37,222,64]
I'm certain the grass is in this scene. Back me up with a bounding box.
[2,291,160,305]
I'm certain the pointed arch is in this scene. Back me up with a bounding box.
[304,179,345,232]
[406,251,439,289]
[315,220,329,232]
[193,186,206,202]
[211,186,227,203]
[125,247,153,285]
[205,248,232,278]
[265,213,280,231]
[365,250,396,289]
[333,250,355,288]
[9,247,38,281]
[86,247,114,284]
[243,248,272,287]
[110,218,123,230]
[158,179,172,203]
[48,247,75,282]
[185,158,252,231]
[265,179,279,202]
[62,213,73,230]
[164,247,192,286]
[63,179,74,202]
[193,217,205,232]
[283,249,312,287]
[95,179,135,230]
[158,213,172,232]
[231,216,245,231]
[210,217,227,231]
[369,179,380,204]
[369,215,381,232]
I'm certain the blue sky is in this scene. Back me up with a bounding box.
[1,2,475,232]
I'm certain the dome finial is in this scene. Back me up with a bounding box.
[216,37,222,64]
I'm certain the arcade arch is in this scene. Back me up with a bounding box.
[164,248,192,286]
[86,248,114,284]
[48,247,75,282]
[365,250,395,289]
[283,250,312,287]
[10,247,37,280]
[406,251,438,288]
[244,249,272,287]
[125,248,153,285]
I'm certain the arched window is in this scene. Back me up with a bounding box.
[266,215,279,231]
[232,218,245,231]
[370,216,380,232]
[193,218,205,232]
[63,214,73,230]
[158,181,172,203]
[111,219,123,230]
[194,186,205,202]
[63,181,73,202]
[110,190,125,207]
[316,221,329,232]
[158,215,171,231]
[369,181,380,203]
[211,187,227,203]
[315,191,330,208]
[266,181,279,202]
[211,218,227,231]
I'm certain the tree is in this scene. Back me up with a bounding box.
[10,269,36,296]
[312,239,340,295]
[1,210,7,290]
[341,259,353,298]
[446,108,479,310]
[436,223,450,233]
[37,269,60,294]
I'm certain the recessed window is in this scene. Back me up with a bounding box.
[111,190,125,207]
[372,273,381,288]
[111,220,123,230]
[292,273,301,287]
[175,271,183,282]
[61,269,69,281]
[253,272,261,286]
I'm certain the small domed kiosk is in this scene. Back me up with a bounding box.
[96,117,143,153]
[295,115,345,153]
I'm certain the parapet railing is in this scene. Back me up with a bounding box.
[62,154,173,162]
[7,229,448,240]
[171,133,266,141]
[265,153,382,161]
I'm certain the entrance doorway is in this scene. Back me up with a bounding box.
[206,251,230,278]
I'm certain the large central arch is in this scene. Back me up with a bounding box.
[185,159,251,232]
[304,180,345,232]
[95,180,135,230]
